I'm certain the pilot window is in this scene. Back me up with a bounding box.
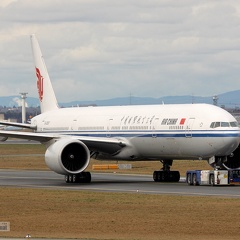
[230,122,238,127]
[210,121,238,128]
[221,122,230,127]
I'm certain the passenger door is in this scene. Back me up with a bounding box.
[185,118,195,138]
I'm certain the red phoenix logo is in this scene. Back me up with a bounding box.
[180,118,186,125]
[36,67,44,102]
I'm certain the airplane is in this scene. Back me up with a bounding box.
[0,34,240,183]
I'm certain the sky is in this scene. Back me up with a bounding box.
[1,0,240,103]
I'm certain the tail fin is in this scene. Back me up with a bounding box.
[30,34,59,113]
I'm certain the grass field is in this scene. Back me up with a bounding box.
[0,143,239,240]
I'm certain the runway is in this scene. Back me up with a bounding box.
[0,169,240,198]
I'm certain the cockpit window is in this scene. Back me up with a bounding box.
[221,122,230,127]
[210,121,238,128]
[230,121,238,127]
[210,122,215,128]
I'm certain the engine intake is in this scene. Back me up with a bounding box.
[45,138,90,175]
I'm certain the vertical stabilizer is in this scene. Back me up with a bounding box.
[30,34,59,113]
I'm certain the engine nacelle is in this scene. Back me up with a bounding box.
[45,138,90,175]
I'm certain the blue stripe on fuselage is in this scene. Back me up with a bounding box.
[39,129,240,138]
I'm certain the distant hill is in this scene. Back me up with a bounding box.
[1,90,240,108]
[216,90,240,107]
[62,90,240,108]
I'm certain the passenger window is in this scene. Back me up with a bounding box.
[221,122,230,127]
[215,122,220,128]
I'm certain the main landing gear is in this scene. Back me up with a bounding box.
[153,160,180,182]
[65,172,91,183]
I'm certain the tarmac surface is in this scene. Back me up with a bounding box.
[0,169,240,198]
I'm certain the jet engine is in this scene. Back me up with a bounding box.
[45,138,90,175]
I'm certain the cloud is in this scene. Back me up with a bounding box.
[1,0,240,103]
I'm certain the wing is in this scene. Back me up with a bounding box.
[0,130,54,142]
[0,130,127,154]
[72,135,126,154]
[0,121,37,129]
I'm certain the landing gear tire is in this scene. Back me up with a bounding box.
[65,172,92,183]
[153,171,158,182]
[65,175,69,183]
[170,171,180,182]
[152,170,180,182]
[72,174,77,183]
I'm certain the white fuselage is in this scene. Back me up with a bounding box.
[31,103,240,161]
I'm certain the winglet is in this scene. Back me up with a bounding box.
[30,34,59,113]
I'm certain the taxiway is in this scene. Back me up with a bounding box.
[0,170,240,198]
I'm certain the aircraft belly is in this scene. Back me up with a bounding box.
[129,136,237,160]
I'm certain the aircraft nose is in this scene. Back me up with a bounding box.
[222,136,240,155]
